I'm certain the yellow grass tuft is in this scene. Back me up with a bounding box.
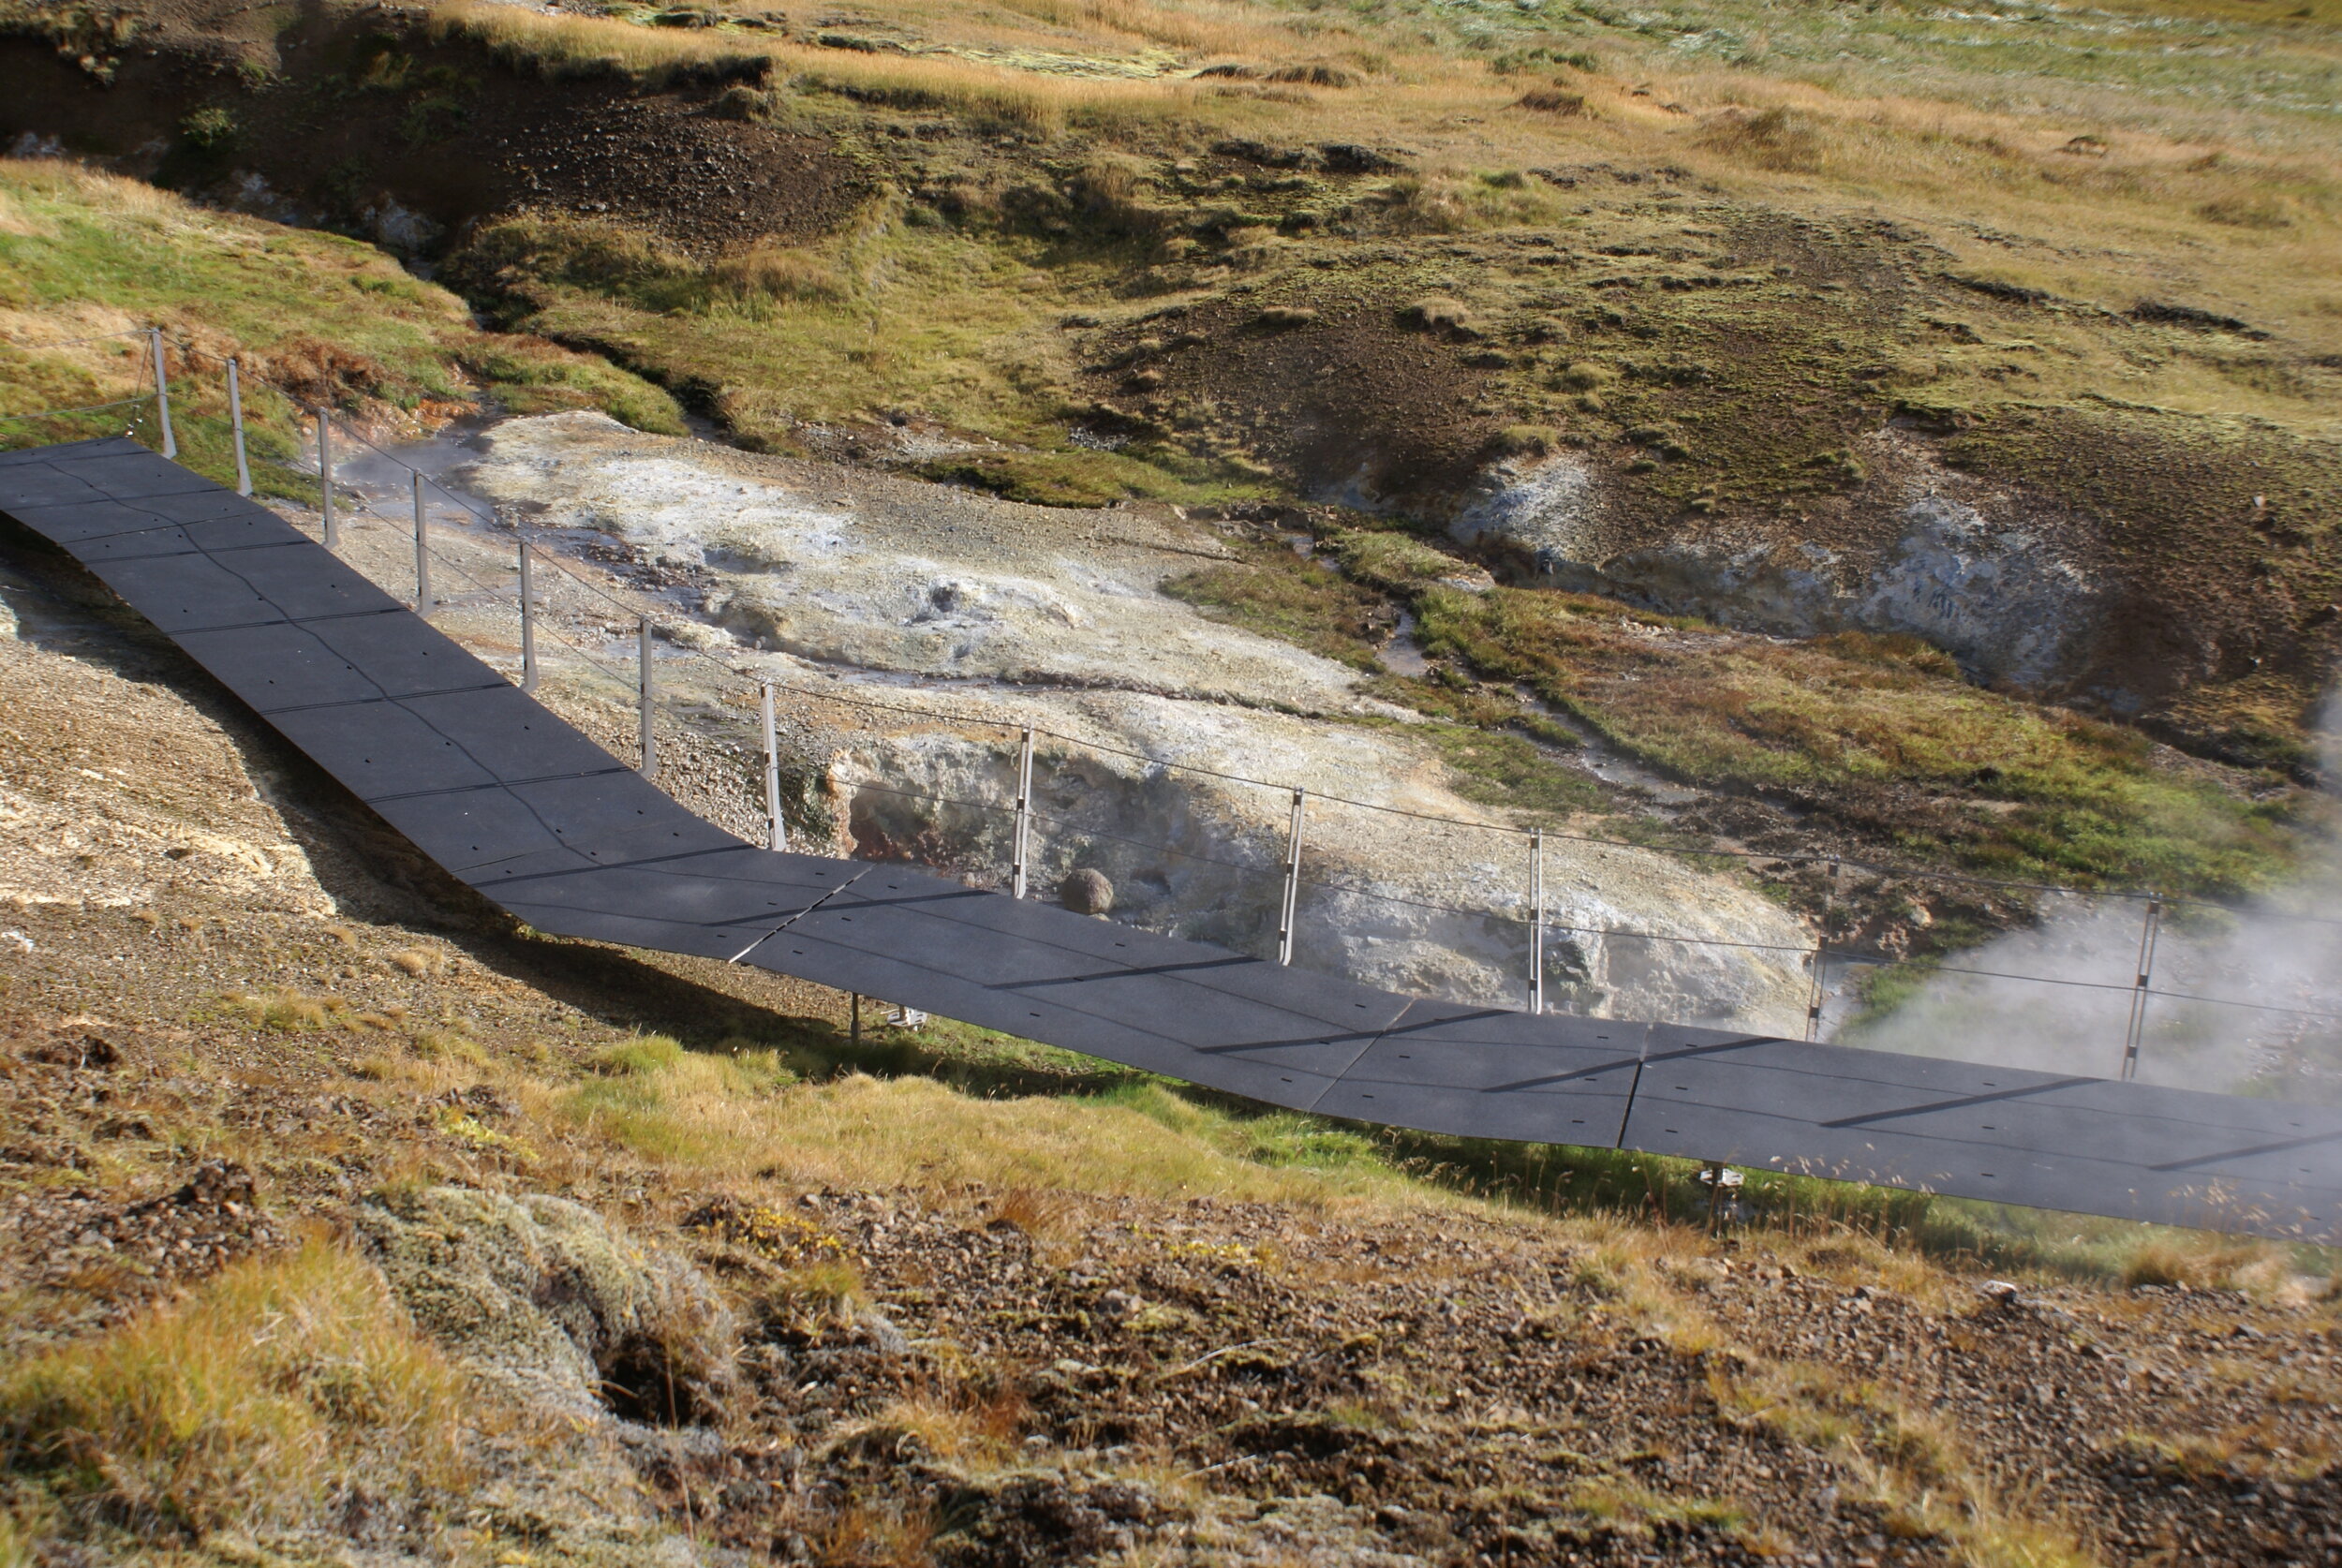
[0,1239,482,1537]
[844,1383,1027,1471]
[560,1060,1445,1210]
[223,986,348,1031]
[710,244,849,303]
[411,1028,488,1068]
[2119,1236,2278,1292]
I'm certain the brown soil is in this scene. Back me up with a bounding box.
[1,5,865,256]
[1079,254,1507,510]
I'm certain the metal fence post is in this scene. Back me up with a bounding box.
[517,540,540,692]
[762,682,786,852]
[637,618,656,780]
[149,329,175,460]
[1805,855,1838,1042]
[410,473,430,616]
[226,358,251,496]
[1527,828,1545,1014]
[1276,789,1306,967]
[2121,896,2163,1081]
[1010,727,1035,899]
[317,410,337,551]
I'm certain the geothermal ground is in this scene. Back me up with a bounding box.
[329,410,1816,1029]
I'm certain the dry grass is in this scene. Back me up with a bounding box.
[1715,1355,2096,1568]
[0,1238,481,1538]
[989,1184,1080,1241]
[0,1509,31,1568]
[221,985,348,1031]
[709,244,849,303]
[809,1496,937,1568]
[433,1,1213,130]
[554,1045,1446,1211]
[425,0,2342,372]
[2119,1238,2286,1293]
[848,1383,1026,1470]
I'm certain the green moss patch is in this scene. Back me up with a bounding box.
[1415,586,2310,895]
[0,164,683,492]
[1161,546,1396,671]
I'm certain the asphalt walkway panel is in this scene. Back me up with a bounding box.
[1313,1005,1649,1142]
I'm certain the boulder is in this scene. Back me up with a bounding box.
[1060,867,1114,915]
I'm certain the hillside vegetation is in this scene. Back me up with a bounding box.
[0,160,682,480]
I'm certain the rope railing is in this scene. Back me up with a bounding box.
[212,407,2342,1034]
[292,409,2342,927]
[13,372,2340,1075]
[0,394,155,424]
[2,326,156,351]
[13,337,2316,917]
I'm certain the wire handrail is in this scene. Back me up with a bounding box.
[293,416,2342,934]
[16,391,2342,1053]
[2,327,154,351]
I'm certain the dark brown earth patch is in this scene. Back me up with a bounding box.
[0,11,867,257]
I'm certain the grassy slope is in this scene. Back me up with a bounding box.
[1166,528,2317,896]
[0,160,684,489]
[1415,585,2308,895]
[426,0,2342,429]
[414,0,2342,768]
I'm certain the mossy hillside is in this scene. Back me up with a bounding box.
[449,200,1273,506]
[1414,586,2311,896]
[1937,403,2342,768]
[433,96,2342,753]
[0,160,683,492]
[1153,525,2313,894]
[1161,542,1397,669]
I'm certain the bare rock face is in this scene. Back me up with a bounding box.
[1451,451,2101,694]
[468,412,1371,716]
[1061,866,1114,915]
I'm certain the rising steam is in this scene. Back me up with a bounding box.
[1840,701,2342,1103]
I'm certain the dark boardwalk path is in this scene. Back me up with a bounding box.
[7,436,2335,1242]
